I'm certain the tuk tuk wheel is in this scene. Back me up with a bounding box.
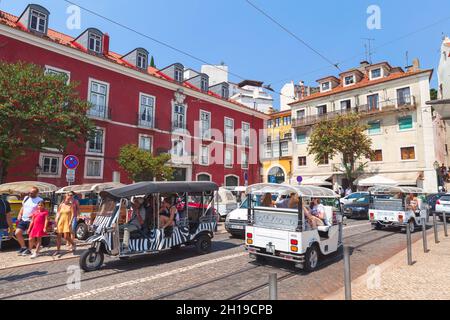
[407,220,416,234]
[80,248,104,272]
[304,245,319,272]
[76,223,89,240]
[195,234,212,254]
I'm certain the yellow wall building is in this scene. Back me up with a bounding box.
[262,110,293,184]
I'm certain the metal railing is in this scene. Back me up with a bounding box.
[292,96,416,127]
[87,105,110,119]
[138,114,155,128]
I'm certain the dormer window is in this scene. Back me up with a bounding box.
[370,68,382,80]
[30,9,47,33]
[174,66,183,83]
[221,84,229,99]
[137,51,148,70]
[201,76,209,92]
[321,82,331,92]
[88,32,102,53]
[344,75,355,86]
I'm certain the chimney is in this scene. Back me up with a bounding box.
[360,60,370,68]
[103,33,110,56]
[406,58,420,72]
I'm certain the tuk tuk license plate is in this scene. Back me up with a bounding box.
[266,244,275,254]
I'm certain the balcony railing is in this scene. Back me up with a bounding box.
[263,141,292,159]
[172,121,187,131]
[138,114,155,128]
[87,105,111,119]
[292,96,416,127]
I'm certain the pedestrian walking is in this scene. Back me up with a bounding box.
[16,187,43,256]
[26,201,49,258]
[69,191,80,243]
[54,193,76,255]
[0,196,13,251]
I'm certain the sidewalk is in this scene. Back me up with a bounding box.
[326,227,450,300]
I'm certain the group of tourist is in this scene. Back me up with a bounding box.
[0,187,79,258]
[260,192,330,229]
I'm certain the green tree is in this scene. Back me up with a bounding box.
[308,113,374,190]
[430,88,438,100]
[118,144,174,182]
[150,56,156,68]
[0,61,94,183]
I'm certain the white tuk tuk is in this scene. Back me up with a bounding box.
[245,184,343,272]
[368,185,428,233]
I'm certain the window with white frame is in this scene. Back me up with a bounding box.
[88,80,108,118]
[139,94,155,127]
[45,66,70,84]
[139,135,153,152]
[197,173,211,182]
[242,122,250,147]
[174,66,183,82]
[321,82,331,92]
[281,141,289,157]
[88,128,104,154]
[173,105,186,129]
[297,109,306,119]
[225,118,234,144]
[88,32,102,53]
[397,87,412,106]
[341,99,351,111]
[201,77,209,92]
[172,139,185,157]
[137,51,148,69]
[200,111,211,139]
[241,151,249,169]
[225,148,233,167]
[40,155,60,176]
[200,145,209,165]
[86,158,103,178]
[30,9,47,33]
[370,68,382,79]
[344,75,355,86]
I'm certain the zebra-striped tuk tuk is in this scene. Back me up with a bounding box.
[79,181,219,271]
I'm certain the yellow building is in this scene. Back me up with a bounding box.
[262,109,293,184]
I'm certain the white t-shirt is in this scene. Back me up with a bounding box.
[22,196,44,222]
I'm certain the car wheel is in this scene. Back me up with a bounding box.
[76,223,89,240]
[304,244,320,272]
[407,220,416,234]
[195,234,212,254]
[79,248,104,272]
[373,223,383,230]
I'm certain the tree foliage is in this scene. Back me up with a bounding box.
[118,144,174,182]
[308,113,374,188]
[0,60,94,182]
[430,88,438,101]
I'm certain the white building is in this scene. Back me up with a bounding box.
[280,81,318,111]
[290,60,441,192]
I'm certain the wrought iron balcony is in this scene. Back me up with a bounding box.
[292,95,416,128]
[87,105,111,120]
[137,114,155,128]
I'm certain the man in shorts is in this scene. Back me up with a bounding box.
[16,187,43,255]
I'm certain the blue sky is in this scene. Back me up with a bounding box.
[2,0,450,108]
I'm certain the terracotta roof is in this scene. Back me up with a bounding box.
[289,68,433,105]
[0,9,267,117]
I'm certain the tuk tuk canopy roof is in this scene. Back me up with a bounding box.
[100,181,219,199]
[246,183,339,198]
[368,185,425,194]
[56,182,126,194]
[0,181,58,194]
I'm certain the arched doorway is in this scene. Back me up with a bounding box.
[267,166,285,184]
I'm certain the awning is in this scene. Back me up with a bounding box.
[427,99,450,120]
[356,175,398,187]
[300,176,333,186]
[386,172,420,186]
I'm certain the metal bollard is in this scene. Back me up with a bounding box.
[268,273,278,300]
[433,212,439,244]
[343,246,352,300]
[406,222,413,265]
[422,218,428,253]
[443,212,448,237]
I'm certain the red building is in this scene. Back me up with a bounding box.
[0,4,268,188]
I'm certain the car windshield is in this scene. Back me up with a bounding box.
[355,196,369,204]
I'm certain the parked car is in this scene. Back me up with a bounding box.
[216,188,238,221]
[340,192,369,206]
[343,193,391,219]
[434,194,450,222]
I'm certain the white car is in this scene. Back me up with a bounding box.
[340,192,369,206]
[434,194,450,222]
[216,188,238,221]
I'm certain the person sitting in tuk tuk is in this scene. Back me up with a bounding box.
[261,193,275,208]
[122,197,146,233]
[159,197,177,229]
[406,193,419,212]
[304,198,326,229]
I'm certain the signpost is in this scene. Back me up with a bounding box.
[64,155,79,185]
[297,176,303,185]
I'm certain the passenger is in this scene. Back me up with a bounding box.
[121,197,146,253]
[275,193,296,208]
[303,204,322,229]
[159,197,177,229]
[309,198,326,228]
[288,193,300,209]
[261,193,275,207]
[406,193,419,212]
